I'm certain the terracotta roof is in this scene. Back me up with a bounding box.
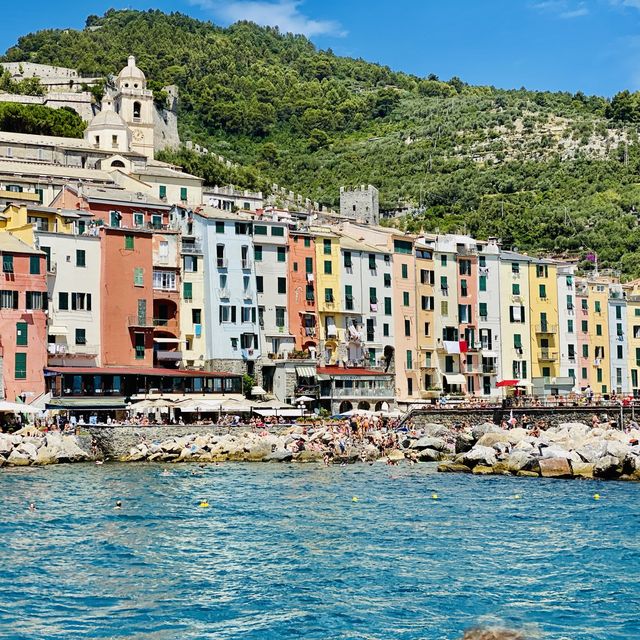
[316,366,390,377]
[45,366,239,378]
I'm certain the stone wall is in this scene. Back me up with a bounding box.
[408,406,635,429]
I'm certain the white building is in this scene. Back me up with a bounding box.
[608,283,629,394]
[557,264,578,388]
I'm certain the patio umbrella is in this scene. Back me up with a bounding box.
[295,395,314,403]
[0,400,40,414]
[496,380,519,388]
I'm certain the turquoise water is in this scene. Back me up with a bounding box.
[0,463,638,640]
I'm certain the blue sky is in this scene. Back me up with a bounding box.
[3,0,640,96]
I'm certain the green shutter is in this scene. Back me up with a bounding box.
[305,257,313,273]
[479,275,487,291]
[384,297,392,315]
[134,267,143,286]
[125,235,134,250]
[3,255,13,273]
[479,302,487,317]
[183,282,193,300]
[29,255,40,274]
[180,187,188,201]
[159,185,167,199]
[16,322,28,346]
[14,352,27,379]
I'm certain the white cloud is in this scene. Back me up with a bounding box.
[530,0,590,18]
[189,0,346,37]
[610,0,640,9]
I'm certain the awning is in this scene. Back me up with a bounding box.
[251,386,267,396]
[443,341,461,354]
[496,379,519,387]
[444,374,466,386]
[153,337,183,343]
[254,409,304,418]
[48,326,68,336]
[296,366,316,378]
[46,397,128,410]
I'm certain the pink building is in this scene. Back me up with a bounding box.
[0,233,47,401]
[457,251,480,395]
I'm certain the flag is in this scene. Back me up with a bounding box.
[585,252,597,263]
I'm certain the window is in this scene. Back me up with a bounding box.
[75,328,86,345]
[597,368,603,383]
[16,322,27,346]
[343,251,352,268]
[180,187,188,201]
[401,264,408,279]
[424,322,431,336]
[581,320,588,332]
[134,332,145,359]
[110,211,121,227]
[566,295,573,310]
[384,273,391,287]
[74,250,86,268]
[369,287,377,304]
[241,306,253,323]
[14,353,26,380]
[512,283,520,295]
[514,334,522,349]
[596,324,602,336]
[215,221,225,233]
[345,285,354,310]
[58,292,68,310]
[256,276,264,293]
[184,256,198,272]
[616,305,622,320]
[568,344,576,360]
[271,226,284,237]
[272,306,285,328]
[421,296,434,311]
[29,255,40,274]
[71,293,92,311]
[441,301,448,316]
[509,305,525,322]
[479,302,488,319]
[536,264,548,278]
[441,275,448,291]
[368,254,376,270]
[134,212,144,227]
[404,319,411,337]
[403,291,410,306]
[460,279,468,297]
[26,291,45,310]
[134,267,144,287]
[324,260,332,275]
[293,262,298,272]
[582,344,589,358]
[617,322,624,337]
[277,247,286,263]
[459,259,471,275]
[595,301,601,313]
[183,282,193,301]
[568,319,574,333]
[581,298,588,310]
[394,240,412,255]
[254,245,263,262]
[479,256,486,267]
[219,306,234,323]
[325,288,334,303]
[323,239,332,255]
[617,345,624,359]
[440,255,447,267]
[254,225,267,235]
[479,275,487,292]
[384,297,392,315]
[406,350,413,369]
[277,278,286,294]
[2,254,13,273]
[512,263,520,274]
[582,367,588,379]
[304,237,311,248]
[539,284,546,299]
[153,271,176,290]
[305,284,314,301]
[383,323,390,337]
[305,257,313,273]
[124,235,134,250]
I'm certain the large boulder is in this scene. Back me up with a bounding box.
[294,450,324,463]
[421,423,450,438]
[0,434,13,456]
[265,450,293,462]
[17,441,38,461]
[35,445,59,466]
[576,443,607,463]
[461,445,497,468]
[386,449,405,462]
[571,462,595,478]
[472,465,495,475]
[472,423,501,442]
[605,441,629,460]
[455,432,475,454]
[0,454,5,467]
[363,444,381,461]
[538,457,572,478]
[7,449,30,466]
[594,455,623,479]
[417,448,444,462]
[476,432,514,448]
[437,462,471,473]
[506,451,533,473]
[410,436,447,452]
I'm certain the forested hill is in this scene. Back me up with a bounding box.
[6,9,640,276]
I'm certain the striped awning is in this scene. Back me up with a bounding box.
[296,366,316,378]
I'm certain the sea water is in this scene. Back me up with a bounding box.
[0,462,638,640]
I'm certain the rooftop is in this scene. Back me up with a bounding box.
[0,231,44,255]
[316,366,391,378]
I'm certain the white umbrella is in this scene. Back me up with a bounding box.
[176,398,223,413]
[295,395,314,403]
[0,400,40,414]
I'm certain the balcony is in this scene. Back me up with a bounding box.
[241,258,252,270]
[218,288,230,299]
[420,389,442,399]
[128,316,155,328]
[241,348,258,360]
[535,324,557,334]
[48,343,99,357]
[482,365,497,374]
[326,387,395,399]
[216,258,228,269]
[538,349,558,362]
[301,326,317,337]
[156,350,183,362]
[181,240,203,254]
[153,317,179,333]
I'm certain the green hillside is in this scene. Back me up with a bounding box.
[5,9,640,275]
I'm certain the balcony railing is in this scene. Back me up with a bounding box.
[156,350,182,361]
[48,343,99,356]
[128,316,155,328]
[216,258,228,269]
[218,288,230,299]
[181,240,203,254]
[241,348,258,360]
[241,259,252,270]
[327,387,395,398]
[538,349,558,361]
[535,324,557,334]
[153,317,178,329]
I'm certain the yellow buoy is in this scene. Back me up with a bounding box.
[199,500,210,508]
[431,493,438,500]
[352,496,359,502]
[514,494,521,500]
[593,494,601,501]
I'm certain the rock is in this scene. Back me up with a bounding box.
[461,445,497,468]
[411,436,447,452]
[472,465,495,475]
[386,449,405,462]
[576,443,607,463]
[265,451,293,462]
[506,451,532,472]
[476,432,514,448]
[472,422,501,442]
[539,457,572,478]
[571,462,595,478]
[17,441,39,460]
[437,462,472,473]
[35,446,58,465]
[605,441,629,460]
[0,454,5,467]
[294,450,324,463]
[417,448,443,462]
[513,440,534,452]
[455,432,475,454]
[7,449,30,466]
[492,461,513,475]
[517,470,540,477]
[0,435,12,456]
[363,444,381,461]
[593,455,623,479]
[421,423,450,438]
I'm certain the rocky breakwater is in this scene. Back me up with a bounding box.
[438,422,640,481]
[0,431,93,467]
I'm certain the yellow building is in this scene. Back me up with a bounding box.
[313,227,341,365]
[625,281,640,396]
[528,259,561,393]
[414,238,437,399]
[588,279,611,395]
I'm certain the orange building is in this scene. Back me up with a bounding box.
[0,233,47,401]
[287,230,317,351]
[100,227,155,367]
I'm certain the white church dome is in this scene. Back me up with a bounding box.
[117,55,146,89]
[86,97,128,131]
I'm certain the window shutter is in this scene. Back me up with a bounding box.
[231,306,236,323]
[87,293,92,311]
[71,293,77,310]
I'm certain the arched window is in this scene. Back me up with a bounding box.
[133,101,141,120]
[110,160,125,168]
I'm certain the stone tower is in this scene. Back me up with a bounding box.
[114,56,155,159]
[340,185,380,225]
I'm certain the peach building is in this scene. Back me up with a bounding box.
[287,230,317,351]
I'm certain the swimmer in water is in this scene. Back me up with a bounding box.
[161,469,171,476]
[28,502,36,512]
[115,500,122,509]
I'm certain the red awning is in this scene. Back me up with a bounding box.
[496,379,519,387]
